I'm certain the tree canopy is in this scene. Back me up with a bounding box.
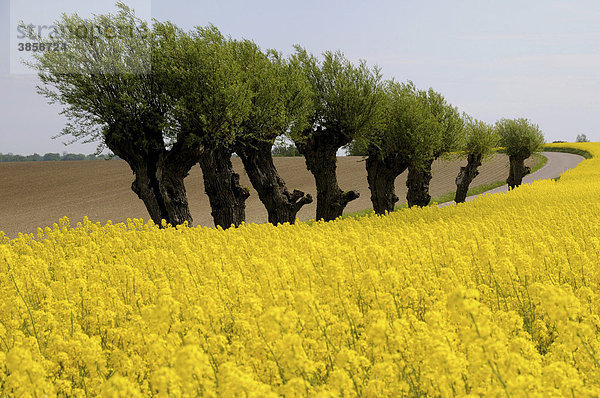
[462,116,498,160]
[375,81,439,161]
[417,88,464,164]
[496,118,545,189]
[231,40,312,146]
[497,118,545,159]
[290,47,383,147]
[28,3,159,153]
[362,82,464,168]
[153,22,251,150]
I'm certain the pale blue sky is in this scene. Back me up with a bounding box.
[1,0,599,154]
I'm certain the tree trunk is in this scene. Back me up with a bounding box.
[198,147,249,229]
[507,155,530,189]
[406,159,434,207]
[105,127,195,228]
[237,139,312,225]
[130,156,170,225]
[454,153,483,203]
[130,156,193,227]
[366,151,409,214]
[296,134,359,221]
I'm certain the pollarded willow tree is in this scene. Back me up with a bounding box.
[496,118,545,189]
[357,81,438,214]
[154,23,252,229]
[232,39,314,225]
[406,88,464,207]
[454,116,499,203]
[29,4,198,227]
[290,47,384,221]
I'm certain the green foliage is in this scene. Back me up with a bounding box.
[345,140,367,156]
[496,118,545,158]
[355,81,436,161]
[230,39,312,146]
[357,80,463,169]
[153,23,251,149]
[290,47,383,145]
[462,116,499,161]
[60,153,85,161]
[27,2,159,152]
[0,153,112,162]
[576,133,590,143]
[420,88,465,159]
[42,153,61,161]
[271,140,302,157]
[384,81,440,164]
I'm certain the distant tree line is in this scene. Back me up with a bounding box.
[0,152,113,162]
[27,4,546,228]
[272,142,302,157]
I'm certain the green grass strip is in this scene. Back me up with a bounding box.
[542,146,592,159]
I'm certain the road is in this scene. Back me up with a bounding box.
[440,151,585,206]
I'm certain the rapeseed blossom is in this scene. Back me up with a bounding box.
[0,143,599,396]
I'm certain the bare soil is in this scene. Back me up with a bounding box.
[0,154,533,237]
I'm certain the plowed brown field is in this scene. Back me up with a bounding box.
[0,154,535,237]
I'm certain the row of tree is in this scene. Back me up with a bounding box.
[29,4,544,228]
[350,100,544,211]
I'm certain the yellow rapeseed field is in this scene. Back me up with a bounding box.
[1,143,599,397]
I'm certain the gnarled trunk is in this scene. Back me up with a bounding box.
[296,134,359,221]
[406,159,434,207]
[366,151,409,214]
[106,127,195,227]
[507,155,530,189]
[130,157,193,227]
[454,153,483,203]
[237,139,312,225]
[198,147,249,229]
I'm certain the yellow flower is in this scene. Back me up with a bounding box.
[1,142,599,395]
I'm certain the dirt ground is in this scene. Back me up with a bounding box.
[0,154,534,237]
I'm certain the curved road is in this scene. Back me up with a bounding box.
[441,151,585,205]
